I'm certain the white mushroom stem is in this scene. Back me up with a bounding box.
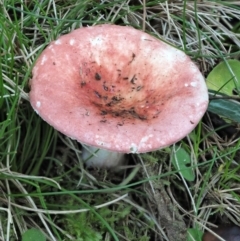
[82,145,125,168]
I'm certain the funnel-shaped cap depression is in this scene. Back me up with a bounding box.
[29,24,208,153]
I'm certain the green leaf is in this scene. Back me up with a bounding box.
[208,96,240,123]
[171,146,195,181]
[22,228,46,241]
[206,59,240,95]
[187,228,203,241]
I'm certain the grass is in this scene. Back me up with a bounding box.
[1,0,240,240]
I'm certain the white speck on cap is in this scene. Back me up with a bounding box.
[190,81,197,87]
[90,37,103,46]
[130,143,138,153]
[69,39,75,45]
[36,101,41,108]
[40,55,47,65]
[55,39,62,45]
[95,137,111,148]
[160,140,166,145]
[139,134,153,149]
[139,134,153,148]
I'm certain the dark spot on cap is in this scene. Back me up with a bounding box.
[103,96,108,100]
[103,84,108,91]
[130,75,137,84]
[136,86,142,91]
[95,73,101,80]
[94,91,101,98]
[101,110,108,115]
[81,81,86,88]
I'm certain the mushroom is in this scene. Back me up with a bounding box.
[203,225,240,241]
[29,24,208,168]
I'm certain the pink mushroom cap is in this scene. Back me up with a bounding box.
[29,24,208,153]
